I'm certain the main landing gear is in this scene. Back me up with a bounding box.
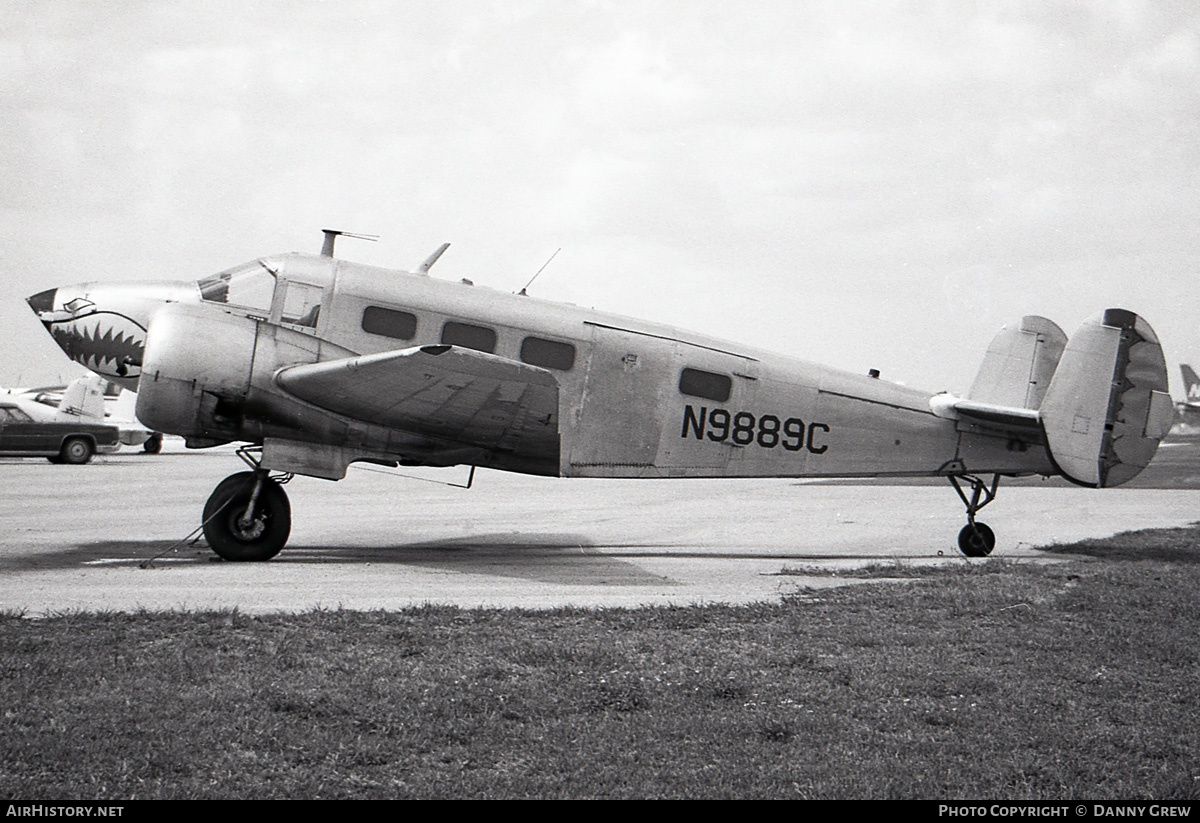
[202,448,293,561]
[949,473,1000,557]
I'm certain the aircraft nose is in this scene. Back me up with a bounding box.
[27,288,57,316]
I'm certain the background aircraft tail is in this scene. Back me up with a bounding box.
[52,375,107,423]
[109,384,139,423]
[1039,310,1172,487]
[1181,364,1200,401]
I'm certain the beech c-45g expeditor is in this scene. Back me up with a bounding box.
[27,230,1175,561]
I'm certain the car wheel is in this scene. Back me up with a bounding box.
[60,437,94,465]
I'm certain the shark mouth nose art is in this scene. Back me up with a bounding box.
[27,289,147,379]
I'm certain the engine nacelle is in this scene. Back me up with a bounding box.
[136,303,257,440]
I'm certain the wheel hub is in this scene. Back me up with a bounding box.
[230,507,267,541]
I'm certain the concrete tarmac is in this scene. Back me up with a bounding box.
[1,437,1197,615]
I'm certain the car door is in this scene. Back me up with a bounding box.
[0,406,42,453]
[0,407,11,452]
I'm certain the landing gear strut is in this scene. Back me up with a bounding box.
[202,448,293,561]
[949,473,999,557]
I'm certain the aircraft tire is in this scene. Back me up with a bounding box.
[203,472,291,562]
[958,522,995,557]
[143,433,163,454]
[60,437,94,465]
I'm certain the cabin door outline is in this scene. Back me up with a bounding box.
[569,325,672,469]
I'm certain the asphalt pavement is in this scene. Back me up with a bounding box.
[1,435,1196,614]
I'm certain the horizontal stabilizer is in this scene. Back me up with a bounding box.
[275,345,560,456]
[929,315,1064,437]
[968,315,1066,410]
[945,398,1040,430]
[1040,309,1172,487]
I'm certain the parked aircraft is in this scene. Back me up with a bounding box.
[27,231,1174,561]
[1176,365,1200,426]
[5,376,161,453]
[1,375,120,461]
[4,375,110,441]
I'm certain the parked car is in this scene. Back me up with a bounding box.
[0,403,120,464]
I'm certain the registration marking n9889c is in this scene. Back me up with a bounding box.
[680,405,829,453]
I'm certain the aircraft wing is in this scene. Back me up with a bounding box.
[275,345,560,455]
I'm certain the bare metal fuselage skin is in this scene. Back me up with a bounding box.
[34,252,1052,483]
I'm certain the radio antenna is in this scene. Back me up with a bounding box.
[519,248,561,295]
[321,229,379,258]
[417,242,451,275]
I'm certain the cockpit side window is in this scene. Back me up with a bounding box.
[198,260,276,314]
[280,282,323,328]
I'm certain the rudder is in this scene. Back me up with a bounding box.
[1040,309,1173,487]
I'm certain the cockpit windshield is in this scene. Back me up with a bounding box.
[197,260,277,313]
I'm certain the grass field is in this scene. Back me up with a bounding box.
[2,526,1198,799]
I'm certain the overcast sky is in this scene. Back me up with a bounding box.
[2,0,1197,397]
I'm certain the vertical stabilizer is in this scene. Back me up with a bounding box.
[1040,310,1172,487]
[1182,364,1200,402]
[110,386,140,424]
[54,375,107,422]
[967,315,1067,409]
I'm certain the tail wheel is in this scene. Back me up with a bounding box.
[202,471,291,561]
[59,437,94,465]
[958,522,996,557]
[949,474,1000,557]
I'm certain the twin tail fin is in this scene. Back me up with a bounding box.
[947,310,1172,488]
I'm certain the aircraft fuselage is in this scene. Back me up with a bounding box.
[31,244,1172,560]
[106,252,1050,481]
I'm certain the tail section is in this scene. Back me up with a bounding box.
[1182,364,1200,402]
[1039,309,1173,487]
[967,315,1067,409]
[53,375,107,423]
[109,385,139,423]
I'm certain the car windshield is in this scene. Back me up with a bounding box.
[198,260,277,313]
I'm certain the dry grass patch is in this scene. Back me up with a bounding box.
[2,527,1198,799]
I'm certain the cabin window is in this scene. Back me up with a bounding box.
[679,368,732,402]
[520,336,576,371]
[362,306,417,340]
[441,321,497,353]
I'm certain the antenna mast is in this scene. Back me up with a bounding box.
[519,248,561,295]
[417,243,451,275]
[320,229,379,258]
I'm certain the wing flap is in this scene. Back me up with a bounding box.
[275,345,560,455]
